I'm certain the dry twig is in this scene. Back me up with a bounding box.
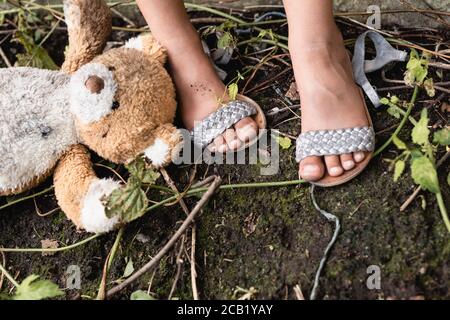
[106,176,222,298]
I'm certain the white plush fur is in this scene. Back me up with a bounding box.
[81,178,121,233]
[0,68,77,192]
[0,63,120,193]
[144,138,169,167]
[124,36,143,51]
[69,63,117,124]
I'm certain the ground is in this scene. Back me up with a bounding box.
[0,4,449,300]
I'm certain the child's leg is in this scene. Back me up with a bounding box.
[136,0,258,153]
[283,0,369,181]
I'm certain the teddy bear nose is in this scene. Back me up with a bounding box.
[85,75,105,94]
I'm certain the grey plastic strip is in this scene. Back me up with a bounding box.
[352,31,408,107]
[190,100,257,148]
[296,127,375,162]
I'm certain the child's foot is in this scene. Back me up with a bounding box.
[162,30,258,153]
[290,29,369,182]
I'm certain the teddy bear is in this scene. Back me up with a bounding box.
[0,0,183,233]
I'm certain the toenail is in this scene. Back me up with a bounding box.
[354,153,365,162]
[303,165,319,175]
[343,161,355,170]
[329,167,343,176]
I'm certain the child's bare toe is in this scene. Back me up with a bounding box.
[353,152,366,163]
[299,156,325,181]
[234,117,258,142]
[213,135,228,153]
[223,128,242,151]
[340,154,355,170]
[324,155,344,177]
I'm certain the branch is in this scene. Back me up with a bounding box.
[106,176,222,298]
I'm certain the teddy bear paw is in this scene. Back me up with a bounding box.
[80,178,122,233]
[144,129,184,168]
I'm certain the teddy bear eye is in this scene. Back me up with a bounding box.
[112,101,120,110]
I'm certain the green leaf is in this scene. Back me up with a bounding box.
[126,157,160,184]
[404,49,429,86]
[390,95,400,104]
[123,258,134,278]
[130,290,155,300]
[106,181,149,223]
[228,83,239,101]
[13,275,64,300]
[433,127,450,146]
[275,136,292,150]
[258,29,275,40]
[411,109,430,146]
[13,32,58,70]
[411,156,440,194]
[217,32,235,49]
[126,158,146,179]
[380,97,390,105]
[394,160,406,182]
[387,105,402,119]
[142,169,161,185]
[393,135,408,150]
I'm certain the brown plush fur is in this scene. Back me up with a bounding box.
[77,47,178,164]
[62,0,112,74]
[54,145,97,228]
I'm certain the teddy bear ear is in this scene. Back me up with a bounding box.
[124,34,167,64]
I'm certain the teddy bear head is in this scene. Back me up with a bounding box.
[68,35,178,164]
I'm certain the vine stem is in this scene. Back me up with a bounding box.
[374,86,419,157]
[0,261,19,288]
[0,234,101,253]
[96,227,124,300]
[0,186,54,212]
[436,192,450,233]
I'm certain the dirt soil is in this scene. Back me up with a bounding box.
[0,8,449,300]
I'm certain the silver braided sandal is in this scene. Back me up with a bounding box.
[295,31,407,187]
[190,94,266,151]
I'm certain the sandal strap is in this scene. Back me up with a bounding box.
[353,31,408,108]
[190,100,257,148]
[296,127,375,162]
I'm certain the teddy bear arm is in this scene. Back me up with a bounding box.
[143,124,184,168]
[54,144,121,233]
[62,0,112,74]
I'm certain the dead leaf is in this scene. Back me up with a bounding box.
[409,295,425,300]
[41,239,58,256]
[440,102,450,113]
[285,81,300,101]
[242,212,260,237]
